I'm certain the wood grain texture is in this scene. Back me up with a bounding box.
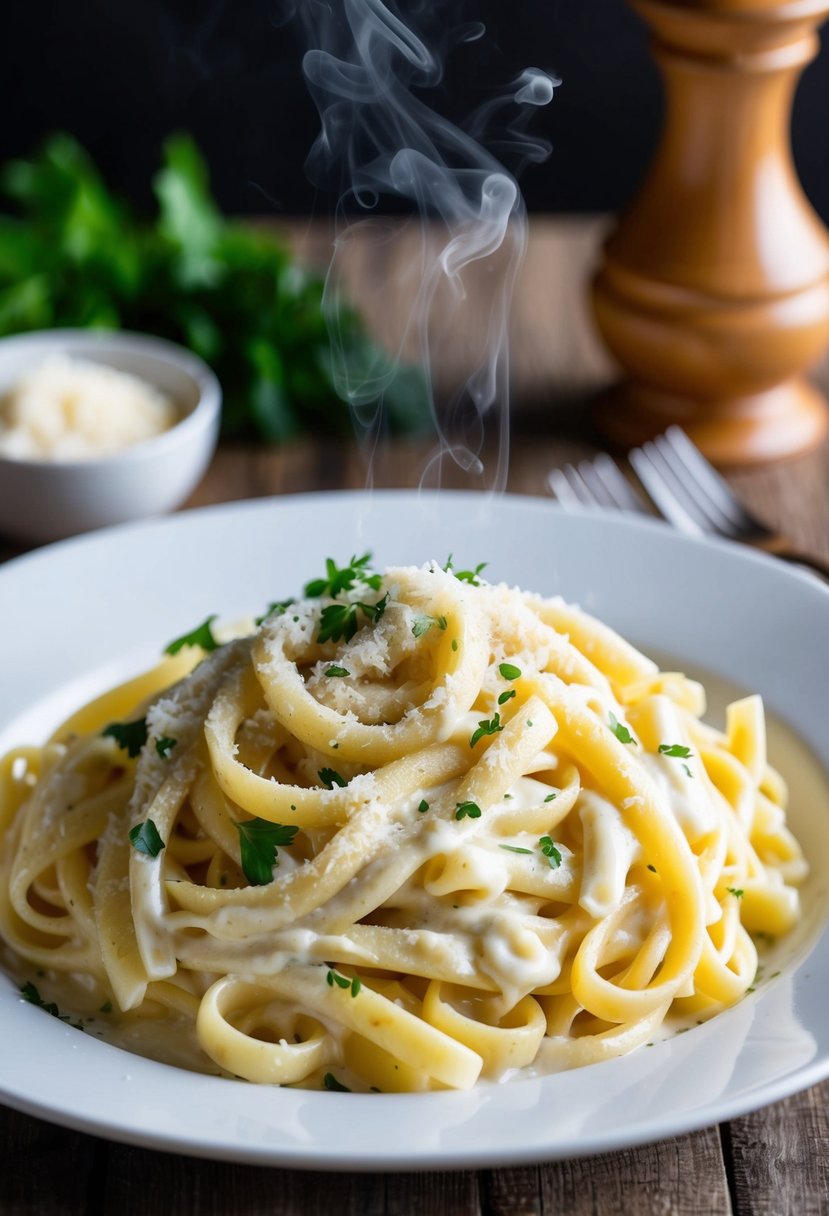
[725,1080,829,1216]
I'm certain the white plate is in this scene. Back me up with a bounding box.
[1,491,828,1170]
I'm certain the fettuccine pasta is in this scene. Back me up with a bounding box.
[0,559,806,1091]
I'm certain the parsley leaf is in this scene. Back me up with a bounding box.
[102,718,148,758]
[499,844,533,855]
[327,969,351,989]
[324,665,350,678]
[305,554,382,599]
[658,743,693,759]
[255,599,295,626]
[318,768,347,789]
[608,712,637,746]
[164,615,220,654]
[412,614,448,639]
[317,594,388,644]
[498,689,516,706]
[418,799,429,814]
[543,792,557,803]
[129,819,165,857]
[455,801,482,820]
[470,712,503,748]
[444,556,487,586]
[323,1071,351,1092]
[499,662,522,681]
[155,736,177,759]
[539,836,562,869]
[235,818,298,885]
[20,982,84,1031]
[727,886,745,899]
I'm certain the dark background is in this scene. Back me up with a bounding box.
[3,0,829,220]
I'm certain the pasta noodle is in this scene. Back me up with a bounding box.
[0,560,807,1091]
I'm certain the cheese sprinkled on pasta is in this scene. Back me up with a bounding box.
[0,563,806,1090]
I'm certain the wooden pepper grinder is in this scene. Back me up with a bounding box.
[592,0,829,465]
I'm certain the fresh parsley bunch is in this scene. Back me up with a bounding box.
[0,133,429,442]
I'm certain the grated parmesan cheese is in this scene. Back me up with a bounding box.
[0,356,177,461]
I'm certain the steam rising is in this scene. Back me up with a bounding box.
[284,0,556,491]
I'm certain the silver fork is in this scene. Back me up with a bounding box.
[629,427,829,581]
[548,428,829,582]
[547,453,651,515]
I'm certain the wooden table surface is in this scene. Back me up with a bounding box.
[2,218,829,1214]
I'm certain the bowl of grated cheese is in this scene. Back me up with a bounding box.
[0,330,221,544]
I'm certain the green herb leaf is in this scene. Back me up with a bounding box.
[317,594,388,645]
[499,662,522,681]
[102,718,148,758]
[608,712,637,746]
[155,736,177,759]
[455,801,482,821]
[20,982,84,1030]
[305,554,382,599]
[538,835,562,869]
[499,844,533,855]
[235,818,298,885]
[451,638,458,652]
[412,614,448,638]
[470,712,504,748]
[498,689,516,706]
[323,1072,351,1092]
[164,615,220,655]
[658,743,693,759]
[727,886,745,899]
[99,1000,113,1014]
[318,768,347,789]
[255,599,295,626]
[543,792,557,803]
[444,557,487,586]
[325,665,350,678]
[327,969,351,990]
[418,799,429,814]
[351,975,361,997]
[647,864,657,873]
[129,819,165,857]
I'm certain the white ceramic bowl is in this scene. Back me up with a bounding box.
[0,330,221,544]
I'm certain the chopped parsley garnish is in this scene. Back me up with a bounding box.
[498,689,516,706]
[326,969,361,997]
[455,801,482,820]
[129,819,166,857]
[658,743,693,759]
[681,763,693,779]
[412,614,448,639]
[164,615,220,655]
[451,638,458,652]
[727,887,745,899]
[608,712,637,746]
[20,982,85,1031]
[499,844,533,855]
[539,836,562,869]
[305,554,382,599]
[647,864,657,873]
[323,1072,351,1092]
[499,662,522,681]
[444,555,487,586]
[102,718,148,758]
[470,713,503,748]
[99,1001,113,1014]
[235,818,298,885]
[418,800,429,814]
[318,768,347,789]
[324,665,350,678]
[255,599,295,626]
[317,594,389,644]
[543,792,557,803]
[155,736,177,759]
